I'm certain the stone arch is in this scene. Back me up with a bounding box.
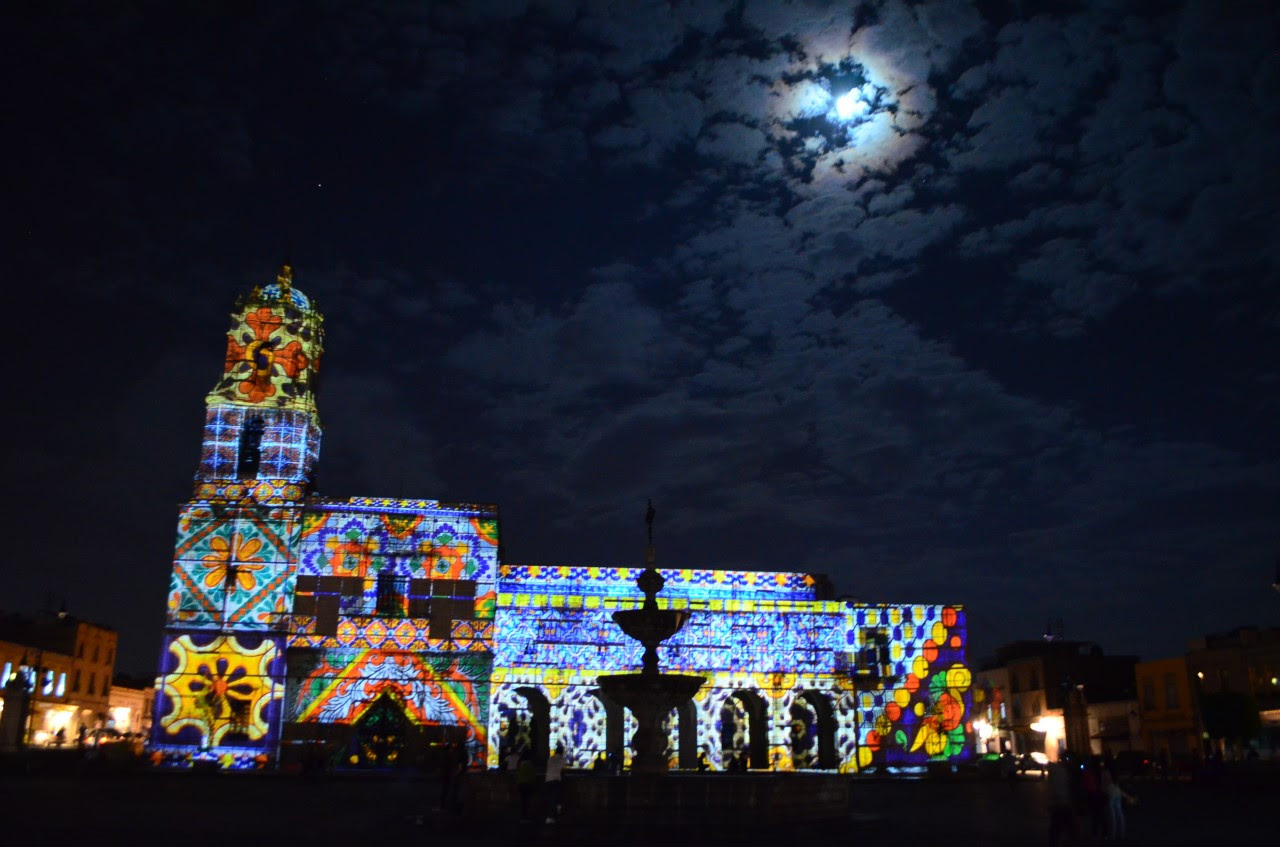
[792,689,838,769]
[665,698,699,769]
[720,689,769,769]
[352,691,408,767]
[590,687,626,767]
[512,685,551,765]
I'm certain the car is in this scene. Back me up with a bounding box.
[1017,751,1049,777]
[1110,751,1152,779]
[89,727,126,744]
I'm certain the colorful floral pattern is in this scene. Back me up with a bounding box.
[286,649,490,762]
[206,286,323,412]
[154,633,283,749]
[167,506,299,631]
[200,532,265,590]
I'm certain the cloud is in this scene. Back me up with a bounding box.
[13,0,1279,673]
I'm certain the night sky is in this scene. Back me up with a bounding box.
[10,1,1278,677]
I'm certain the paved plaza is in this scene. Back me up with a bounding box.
[0,759,1272,845]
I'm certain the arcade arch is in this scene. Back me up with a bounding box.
[720,689,768,769]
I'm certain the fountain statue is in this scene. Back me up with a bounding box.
[596,501,706,774]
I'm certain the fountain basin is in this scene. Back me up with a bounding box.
[596,672,706,709]
[611,608,690,646]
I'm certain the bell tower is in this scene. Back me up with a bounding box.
[194,264,324,502]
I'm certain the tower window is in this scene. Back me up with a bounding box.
[238,416,265,478]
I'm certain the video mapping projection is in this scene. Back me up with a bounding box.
[166,504,301,630]
[152,270,971,771]
[152,632,284,767]
[487,566,972,772]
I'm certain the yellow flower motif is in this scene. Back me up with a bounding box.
[157,635,281,746]
[201,533,266,591]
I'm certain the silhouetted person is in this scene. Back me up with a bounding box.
[1102,765,1135,839]
[544,743,566,823]
[516,750,537,822]
[1046,757,1077,847]
[1082,758,1105,839]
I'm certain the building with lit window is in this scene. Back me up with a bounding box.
[0,610,117,746]
[1186,626,1280,758]
[1135,655,1200,772]
[150,267,973,772]
[975,640,1137,763]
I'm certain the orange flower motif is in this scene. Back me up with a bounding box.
[245,307,284,340]
[937,692,964,732]
[201,533,266,591]
[274,338,309,379]
[220,307,311,403]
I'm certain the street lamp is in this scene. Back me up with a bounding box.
[23,650,45,746]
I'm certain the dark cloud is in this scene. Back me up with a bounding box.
[9,0,1278,673]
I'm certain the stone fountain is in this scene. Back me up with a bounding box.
[596,502,705,774]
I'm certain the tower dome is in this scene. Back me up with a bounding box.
[257,264,313,311]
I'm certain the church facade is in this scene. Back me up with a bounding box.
[151,268,973,772]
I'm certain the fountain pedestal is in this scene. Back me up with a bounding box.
[596,670,705,774]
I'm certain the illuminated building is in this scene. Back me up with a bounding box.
[150,267,974,771]
[0,610,118,746]
[976,640,1137,762]
[107,676,155,738]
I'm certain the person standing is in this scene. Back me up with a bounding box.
[1046,757,1077,847]
[438,743,457,811]
[1102,766,1136,840]
[1082,758,1105,839]
[544,743,566,823]
[515,750,537,823]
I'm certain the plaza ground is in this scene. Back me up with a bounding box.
[1,754,1273,845]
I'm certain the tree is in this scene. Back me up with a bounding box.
[1199,691,1261,752]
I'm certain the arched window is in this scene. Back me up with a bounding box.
[237,416,265,478]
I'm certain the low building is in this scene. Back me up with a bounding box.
[978,640,1137,762]
[971,665,1012,755]
[108,676,155,737]
[0,610,118,746]
[1186,626,1280,758]
[1135,655,1199,772]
